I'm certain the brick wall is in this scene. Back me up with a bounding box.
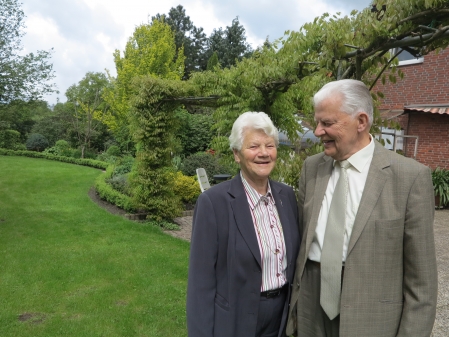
[372,48,449,169]
[373,48,449,109]
[405,112,449,169]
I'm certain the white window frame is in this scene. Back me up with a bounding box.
[391,47,424,66]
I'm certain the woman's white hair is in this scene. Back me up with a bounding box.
[314,79,374,125]
[229,111,279,151]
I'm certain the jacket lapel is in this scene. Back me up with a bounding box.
[229,175,262,268]
[304,156,334,258]
[271,182,294,267]
[347,142,390,255]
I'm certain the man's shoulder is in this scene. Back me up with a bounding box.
[304,152,328,167]
[375,144,429,173]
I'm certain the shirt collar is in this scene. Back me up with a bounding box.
[333,134,375,173]
[240,172,274,210]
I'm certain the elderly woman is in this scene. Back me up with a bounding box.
[187,111,300,337]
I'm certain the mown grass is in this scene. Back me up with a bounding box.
[0,156,189,337]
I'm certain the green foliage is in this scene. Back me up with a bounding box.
[0,0,56,103]
[153,5,208,79]
[127,77,197,221]
[0,129,21,149]
[0,148,109,169]
[170,171,201,203]
[175,108,214,156]
[0,100,51,142]
[207,51,220,71]
[205,17,253,69]
[113,155,135,176]
[181,152,228,179]
[271,143,324,192]
[31,103,72,146]
[106,174,129,195]
[43,139,72,157]
[65,72,111,158]
[70,148,97,159]
[106,144,121,157]
[25,133,49,151]
[432,167,449,207]
[147,220,180,230]
[95,165,135,212]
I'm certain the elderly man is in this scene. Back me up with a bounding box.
[287,79,437,337]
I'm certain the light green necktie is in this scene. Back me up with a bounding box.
[320,160,350,320]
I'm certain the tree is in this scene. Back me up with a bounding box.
[0,0,56,103]
[0,99,52,144]
[153,5,208,79]
[65,72,110,158]
[31,102,72,146]
[205,17,253,69]
[206,51,220,71]
[126,0,449,191]
[102,18,185,152]
[26,133,48,152]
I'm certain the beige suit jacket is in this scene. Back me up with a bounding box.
[287,141,438,337]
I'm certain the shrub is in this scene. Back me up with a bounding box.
[0,149,109,169]
[181,152,229,180]
[170,171,201,203]
[71,148,97,159]
[113,155,135,176]
[106,174,130,195]
[96,152,118,164]
[432,167,449,208]
[106,145,121,157]
[0,130,21,149]
[26,133,49,152]
[94,166,136,212]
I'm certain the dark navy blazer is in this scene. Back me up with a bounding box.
[187,174,300,337]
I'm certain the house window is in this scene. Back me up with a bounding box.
[391,47,424,66]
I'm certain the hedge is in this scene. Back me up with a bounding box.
[94,166,136,213]
[0,148,109,170]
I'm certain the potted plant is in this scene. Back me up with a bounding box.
[431,167,449,209]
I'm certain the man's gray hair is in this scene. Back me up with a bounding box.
[229,111,279,151]
[314,79,374,125]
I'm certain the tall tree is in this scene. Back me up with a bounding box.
[205,17,253,69]
[65,72,110,158]
[0,0,56,104]
[102,18,185,151]
[153,5,208,79]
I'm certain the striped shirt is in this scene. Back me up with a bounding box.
[241,173,287,292]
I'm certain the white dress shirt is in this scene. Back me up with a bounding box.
[309,135,375,263]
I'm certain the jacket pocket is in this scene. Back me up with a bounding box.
[214,293,229,311]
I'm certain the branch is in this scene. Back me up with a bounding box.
[397,8,449,26]
[369,49,403,91]
[344,28,449,59]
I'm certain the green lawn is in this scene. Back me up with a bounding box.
[0,156,190,337]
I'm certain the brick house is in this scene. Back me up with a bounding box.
[372,47,449,169]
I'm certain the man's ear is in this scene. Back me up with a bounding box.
[357,112,370,132]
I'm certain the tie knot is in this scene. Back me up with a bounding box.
[339,160,351,170]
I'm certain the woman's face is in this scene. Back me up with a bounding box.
[233,128,277,186]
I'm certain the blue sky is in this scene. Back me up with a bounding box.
[20,0,370,105]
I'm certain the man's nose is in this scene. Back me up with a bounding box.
[314,124,325,137]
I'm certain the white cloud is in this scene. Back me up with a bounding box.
[18,0,370,105]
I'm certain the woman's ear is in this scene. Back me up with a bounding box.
[233,149,240,163]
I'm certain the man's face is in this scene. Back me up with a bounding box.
[314,95,365,161]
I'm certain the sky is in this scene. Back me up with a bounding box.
[20,0,371,105]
